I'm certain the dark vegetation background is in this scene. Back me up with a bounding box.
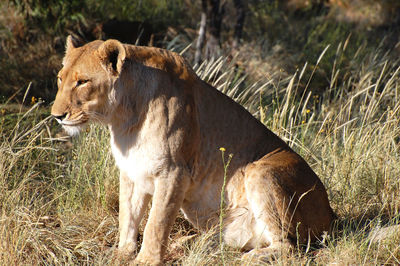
[1,0,400,105]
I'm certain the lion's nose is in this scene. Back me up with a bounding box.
[53,113,67,122]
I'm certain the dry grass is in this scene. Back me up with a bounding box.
[1,40,400,265]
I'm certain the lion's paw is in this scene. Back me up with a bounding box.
[134,252,162,266]
[114,242,137,262]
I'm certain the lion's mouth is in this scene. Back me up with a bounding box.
[59,120,86,126]
[53,113,88,127]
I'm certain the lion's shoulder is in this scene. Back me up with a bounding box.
[124,45,197,82]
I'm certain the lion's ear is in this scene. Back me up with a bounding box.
[97,39,126,76]
[65,35,83,53]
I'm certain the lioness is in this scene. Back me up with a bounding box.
[51,36,335,264]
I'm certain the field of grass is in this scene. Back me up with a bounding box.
[1,41,400,265]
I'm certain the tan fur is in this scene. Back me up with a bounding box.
[51,36,336,265]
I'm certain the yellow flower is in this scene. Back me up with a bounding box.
[306,109,311,114]
[302,120,306,124]
[31,96,37,105]
[219,147,226,152]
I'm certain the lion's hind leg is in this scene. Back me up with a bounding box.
[241,158,299,261]
[240,150,336,263]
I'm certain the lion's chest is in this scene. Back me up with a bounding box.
[110,133,166,195]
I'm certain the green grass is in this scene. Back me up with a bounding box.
[1,40,400,265]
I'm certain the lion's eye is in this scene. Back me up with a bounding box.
[76,79,89,87]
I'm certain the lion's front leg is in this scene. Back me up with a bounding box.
[135,168,189,265]
[118,172,151,258]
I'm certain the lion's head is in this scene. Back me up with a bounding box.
[51,36,126,135]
